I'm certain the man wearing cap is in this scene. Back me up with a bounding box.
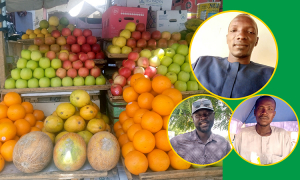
[192,14,274,98]
[170,98,231,165]
[234,96,293,164]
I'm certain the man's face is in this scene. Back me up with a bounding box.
[254,98,276,127]
[227,15,259,58]
[192,109,214,133]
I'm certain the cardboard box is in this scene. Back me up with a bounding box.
[102,6,148,39]
[147,10,187,33]
[197,2,221,20]
[171,0,182,10]
[127,0,172,11]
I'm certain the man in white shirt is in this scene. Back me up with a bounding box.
[234,96,293,164]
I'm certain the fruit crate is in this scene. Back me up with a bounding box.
[121,157,223,180]
[105,50,129,59]
[106,92,127,124]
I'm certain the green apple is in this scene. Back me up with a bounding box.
[17,58,28,69]
[185,54,190,63]
[174,81,187,91]
[26,60,38,70]
[210,160,223,167]
[168,63,180,74]
[96,75,106,85]
[20,68,33,80]
[74,76,85,86]
[181,63,191,73]
[21,50,31,60]
[39,77,51,87]
[161,56,173,67]
[16,79,28,88]
[33,68,45,79]
[192,164,207,168]
[157,65,168,75]
[190,72,197,81]
[178,71,190,82]
[39,57,51,69]
[11,68,21,80]
[28,78,39,88]
[62,77,73,86]
[31,50,42,61]
[140,49,152,59]
[149,55,160,67]
[152,48,165,59]
[198,83,204,90]
[51,77,62,87]
[176,44,189,56]
[51,59,62,69]
[166,72,177,84]
[45,67,56,78]
[5,78,16,89]
[85,75,96,85]
[164,48,176,58]
[173,54,185,66]
[187,81,198,91]
[121,46,132,54]
[170,43,180,51]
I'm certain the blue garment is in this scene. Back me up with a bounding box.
[192,56,274,98]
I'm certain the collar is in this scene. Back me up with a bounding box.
[192,129,217,144]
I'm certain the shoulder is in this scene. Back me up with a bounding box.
[170,131,194,143]
[249,62,274,72]
[193,56,227,67]
[272,126,289,135]
[237,126,256,135]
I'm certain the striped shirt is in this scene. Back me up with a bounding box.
[170,130,231,165]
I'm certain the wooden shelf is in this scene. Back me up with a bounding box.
[105,50,128,59]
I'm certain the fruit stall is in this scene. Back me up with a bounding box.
[0,0,223,179]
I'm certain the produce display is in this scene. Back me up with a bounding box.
[180,18,204,44]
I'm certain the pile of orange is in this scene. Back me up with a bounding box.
[114,74,191,175]
[0,92,45,172]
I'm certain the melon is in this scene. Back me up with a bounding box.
[13,131,53,173]
[53,133,86,171]
[70,90,90,108]
[87,131,120,171]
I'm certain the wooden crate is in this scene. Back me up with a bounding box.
[105,50,128,59]
[106,92,127,124]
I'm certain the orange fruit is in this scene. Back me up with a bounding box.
[152,76,172,94]
[125,101,140,117]
[0,154,4,172]
[7,104,26,121]
[14,119,31,137]
[122,142,135,158]
[0,122,17,142]
[0,118,13,124]
[122,118,134,133]
[162,88,182,105]
[155,130,172,151]
[124,150,148,175]
[152,95,175,116]
[168,149,191,170]
[123,87,139,103]
[24,114,37,127]
[35,121,44,130]
[119,111,130,125]
[162,115,170,130]
[149,89,159,97]
[0,140,17,162]
[3,92,21,107]
[133,109,149,124]
[130,73,144,87]
[137,93,154,110]
[0,101,5,105]
[118,133,130,147]
[141,111,163,133]
[0,142,2,149]
[13,136,20,141]
[133,78,152,94]
[127,124,142,141]
[33,110,45,121]
[21,102,34,114]
[0,104,8,119]
[113,121,122,132]
[133,129,155,153]
[115,128,125,138]
[30,127,41,132]
[147,149,170,171]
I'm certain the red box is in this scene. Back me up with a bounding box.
[102,6,148,39]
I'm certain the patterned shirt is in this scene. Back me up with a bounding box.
[170,130,231,165]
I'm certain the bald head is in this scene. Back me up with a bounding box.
[229,14,258,34]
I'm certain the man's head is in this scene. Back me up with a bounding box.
[192,99,215,133]
[254,96,276,127]
[227,14,259,59]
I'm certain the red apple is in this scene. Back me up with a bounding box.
[109,79,113,84]
[46,51,56,60]
[144,66,157,78]
[72,60,83,70]
[141,31,151,41]
[69,53,79,62]
[110,84,123,96]
[152,31,161,40]
[112,72,119,80]
[157,38,168,48]
[77,36,86,45]
[87,36,97,45]
[39,44,50,54]
[56,68,67,79]
[90,66,101,78]
[81,44,91,53]
[87,52,96,59]
[84,59,95,69]
[67,68,77,78]
[136,23,145,32]
[63,60,72,70]
[168,39,177,47]
[61,44,71,52]
[79,53,88,62]
[78,52,85,57]
[147,39,157,49]
[123,85,130,91]
[171,32,181,41]
[178,40,188,45]
[123,60,136,71]
[152,74,162,80]
[56,37,66,46]
[114,75,127,87]
[78,67,89,77]
[83,29,92,37]
[131,31,141,40]
[62,28,72,37]
[95,52,105,59]
[126,38,137,49]
[91,44,101,53]
[128,52,140,61]
[161,31,171,40]
[51,30,61,38]
[118,67,131,79]
[137,57,149,68]
[67,35,77,45]
[133,67,145,75]
[122,60,126,67]
[34,37,45,46]
[71,44,81,53]
[50,44,60,53]
[127,76,132,85]
[137,39,147,48]
[58,52,69,61]
[132,47,142,53]
[45,37,55,45]
[73,28,83,37]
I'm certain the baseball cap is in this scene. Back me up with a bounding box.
[192,98,214,114]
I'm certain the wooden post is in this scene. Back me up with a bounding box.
[0,2,6,89]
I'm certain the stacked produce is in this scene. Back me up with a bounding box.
[0,92,45,172]
[180,18,204,45]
